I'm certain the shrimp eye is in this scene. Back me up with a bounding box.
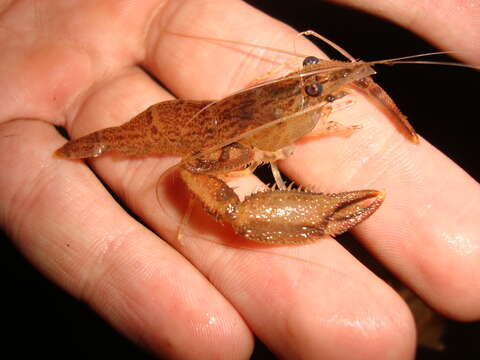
[305,82,323,97]
[303,56,320,67]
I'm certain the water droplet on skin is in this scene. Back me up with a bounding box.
[204,312,217,326]
[441,232,478,256]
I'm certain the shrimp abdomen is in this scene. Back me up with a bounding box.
[56,100,212,159]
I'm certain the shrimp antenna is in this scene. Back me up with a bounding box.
[368,51,480,70]
[297,30,356,62]
[165,30,310,59]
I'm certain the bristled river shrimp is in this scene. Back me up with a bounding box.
[54,30,475,244]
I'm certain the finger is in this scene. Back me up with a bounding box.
[73,1,417,359]
[0,118,253,359]
[328,0,480,64]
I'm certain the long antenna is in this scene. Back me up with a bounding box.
[297,30,356,62]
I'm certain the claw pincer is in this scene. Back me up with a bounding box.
[180,169,384,244]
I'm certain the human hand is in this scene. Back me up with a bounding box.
[0,1,479,359]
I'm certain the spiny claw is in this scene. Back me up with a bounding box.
[180,169,384,244]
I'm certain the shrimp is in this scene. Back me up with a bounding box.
[55,30,473,244]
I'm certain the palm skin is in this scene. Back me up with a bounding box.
[0,1,479,359]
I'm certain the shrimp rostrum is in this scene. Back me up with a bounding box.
[54,32,429,244]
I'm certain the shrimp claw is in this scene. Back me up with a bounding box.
[180,169,384,244]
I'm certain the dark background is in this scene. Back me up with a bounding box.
[1,1,478,359]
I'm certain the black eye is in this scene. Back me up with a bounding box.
[303,56,320,67]
[304,82,323,97]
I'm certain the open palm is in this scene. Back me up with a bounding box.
[0,1,479,359]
